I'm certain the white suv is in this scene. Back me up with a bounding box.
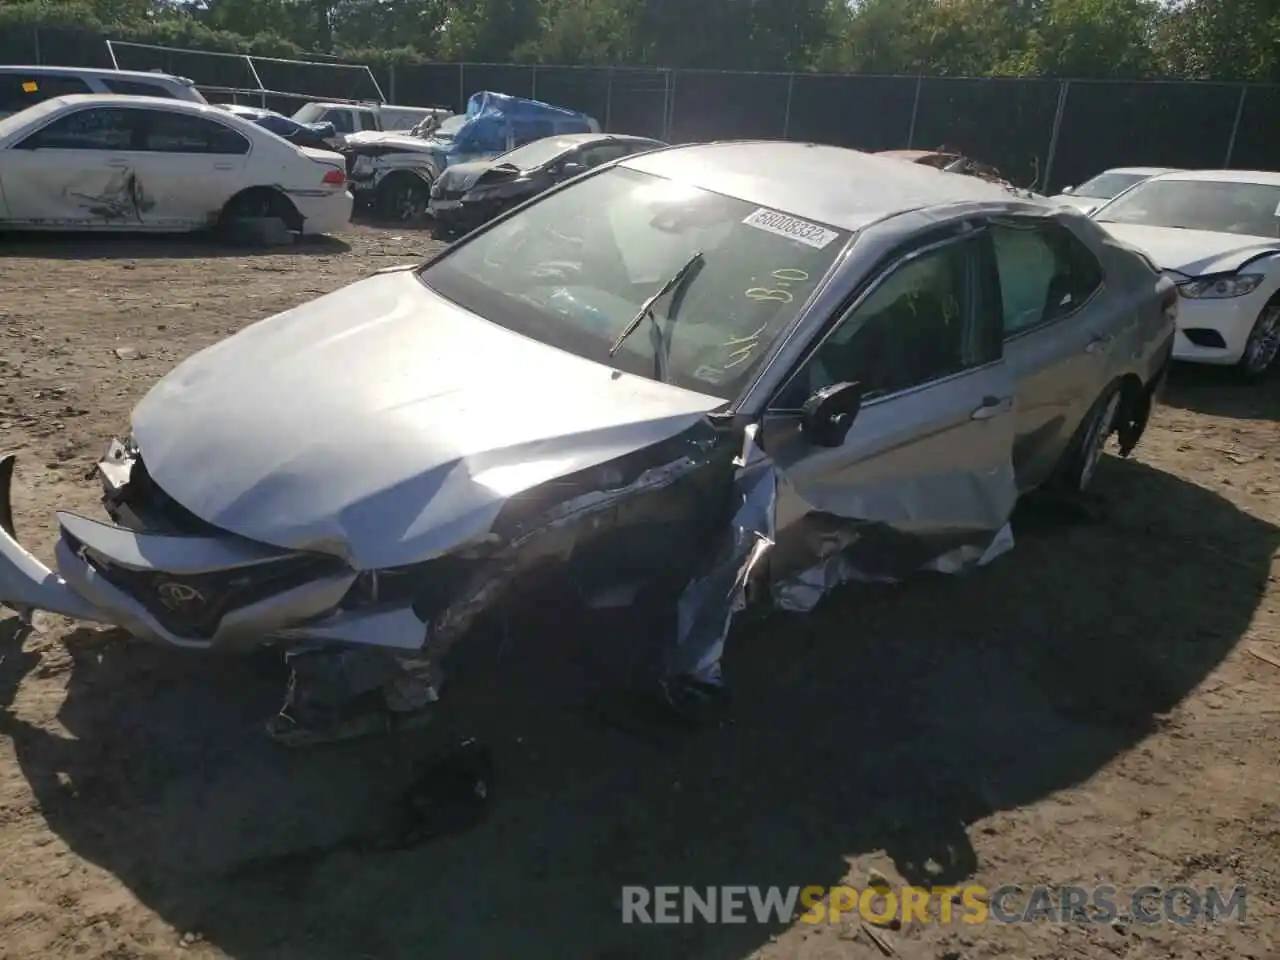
[0,66,207,119]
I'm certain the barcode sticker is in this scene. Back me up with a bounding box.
[742,208,839,249]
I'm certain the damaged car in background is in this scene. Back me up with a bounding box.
[343,90,599,222]
[0,94,353,236]
[0,142,1175,745]
[429,131,666,237]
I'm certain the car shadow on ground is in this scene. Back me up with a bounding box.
[1161,363,1280,420]
[0,454,1273,960]
[0,231,352,260]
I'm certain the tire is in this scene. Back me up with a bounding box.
[376,174,430,223]
[1051,384,1123,494]
[217,188,300,235]
[1237,300,1280,379]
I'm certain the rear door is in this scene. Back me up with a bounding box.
[2,105,150,227]
[130,108,253,226]
[982,216,1111,489]
[759,230,1017,581]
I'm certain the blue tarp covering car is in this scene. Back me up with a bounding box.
[342,90,601,222]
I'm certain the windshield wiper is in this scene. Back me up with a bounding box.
[608,252,705,380]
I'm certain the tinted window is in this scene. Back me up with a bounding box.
[798,240,981,401]
[990,221,1103,335]
[421,166,850,400]
[101,78,177,98]
[1094,178,1280,239]
[0,73,93,115]
[20,107,138,150]
[578,143,633,168]
[358,111,378,131]
[142,111,250,154]
[320,109,354,134]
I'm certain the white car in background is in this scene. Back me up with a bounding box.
[1092,169,1280,376]
[1051,167,1179,215]
[0,94,353,236]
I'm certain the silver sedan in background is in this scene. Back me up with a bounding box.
[0,141,1176,745]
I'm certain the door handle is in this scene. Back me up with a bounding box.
[971,395,1013,420]
[213,162,235,170]
[104,158,130,167]
[1085,333,1115,354]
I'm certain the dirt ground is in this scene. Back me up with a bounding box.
[0,225,1278,960]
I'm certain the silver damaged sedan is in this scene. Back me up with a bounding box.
[0,141,1177,745]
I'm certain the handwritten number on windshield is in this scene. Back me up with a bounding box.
[721,322,769,369]
[744,268,810,304]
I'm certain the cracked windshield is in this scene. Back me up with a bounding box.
[419,166,851,398]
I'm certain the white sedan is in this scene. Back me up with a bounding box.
[1050,166,1178,215]
[0,94,353,236]
[1092,169,1280,376]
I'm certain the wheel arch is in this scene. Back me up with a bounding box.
[218,185,303,233]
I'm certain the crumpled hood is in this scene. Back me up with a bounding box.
[131,270,722,570]
[436,160,500,193]
[345,130,442,153]
[1099,222,1280,275]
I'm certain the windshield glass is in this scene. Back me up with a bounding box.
[1095,178,1280,237]
[1072,171,1149,199]
[490,137,579,170]
[420,166,851,400]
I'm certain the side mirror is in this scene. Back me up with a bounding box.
[801,381,863,447]
[558,162,586,179]
[1060,185,1074,194]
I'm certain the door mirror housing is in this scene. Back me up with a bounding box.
[1060,185,1074,194]
[558,161,586,179]
[801,381,863,447]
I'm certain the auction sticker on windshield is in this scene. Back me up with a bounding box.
[742,208,840,249]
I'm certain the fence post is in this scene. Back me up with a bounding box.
[782,73,795,139]
[906,75,922,147]
[33,26,41,65]
[1041,79,1070,192]
[1224,84,1247,167]
[458,63,465,112]
[604,68,614,132]
[530,64,537,100]
[667,69,678,141]
[389,63,397,104]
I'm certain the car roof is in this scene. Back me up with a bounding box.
[619,140,1023,231]
[0,94,269,142]
[1145,168,1280,186]
[1100,166,1180,176]
[0,65,192,84]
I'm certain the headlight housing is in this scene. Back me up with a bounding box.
[1176,273,1264,299]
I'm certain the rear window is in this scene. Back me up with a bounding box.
[101,78,178,98]
[0,73,93,115]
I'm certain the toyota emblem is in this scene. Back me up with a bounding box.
[156,581,204,611]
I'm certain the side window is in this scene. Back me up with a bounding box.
[321,110,354,134]
[358,111,378,131]
[794,240,983,403]
[18,107,138,150]
[102,78,177,98]
[578,143,630,168]
[990,221,1104,336]
[0,74,93,114]
[142,111,250,154]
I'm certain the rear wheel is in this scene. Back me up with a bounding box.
[217,188,300,234]
[1238,301,1280,378]
[1052,384,1122,494]
[376,173,430,223]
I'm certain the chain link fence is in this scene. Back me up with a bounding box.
[5,26,1277,193]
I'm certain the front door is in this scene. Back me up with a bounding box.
[760,231,1017,582]
[2,105,150,227]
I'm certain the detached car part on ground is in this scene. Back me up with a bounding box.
[1090,168,1280,376]
[429,132,666,236]
[0,94,353,237]
[0,142,1175,746]
[343,90,599,222]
